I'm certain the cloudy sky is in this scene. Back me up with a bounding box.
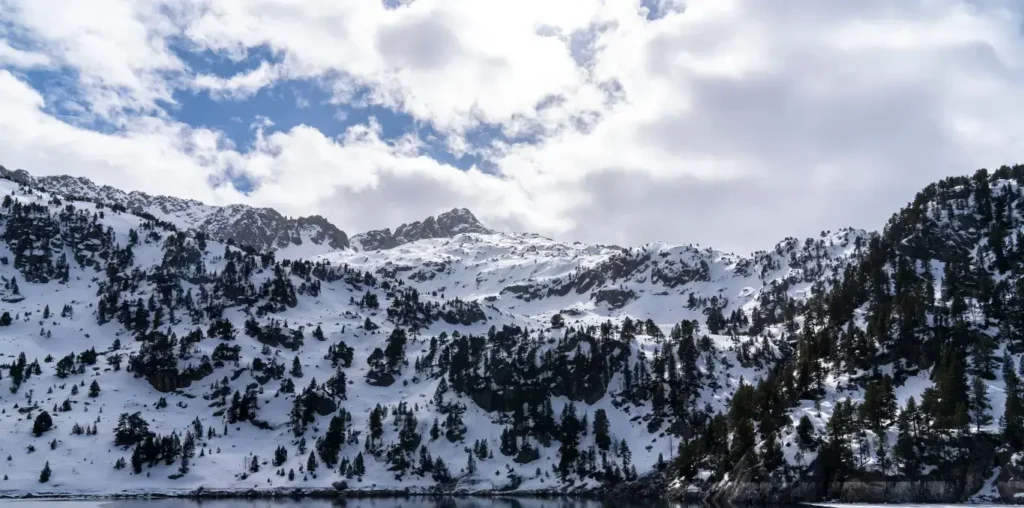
[2,0,1024,253]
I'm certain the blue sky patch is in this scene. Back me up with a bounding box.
[173,43,283,79]
[164,44,504,194]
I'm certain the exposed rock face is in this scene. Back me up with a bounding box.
[365,370,396,387]
[0,166,31,185]
[698,436,1001,504]
[147,371,184,393]
[593,288,637,309]
[0,167,350,252]
[352,208,492,251]
[193,206,350,253]
[352,229,400,251]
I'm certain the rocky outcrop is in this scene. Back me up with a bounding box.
[352,208,492,251]
[147,370,190,393]
[0,166,31,185]
[194,206,349,252]
[593,288,637,309]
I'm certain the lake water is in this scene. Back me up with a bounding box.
[0,498,693,508]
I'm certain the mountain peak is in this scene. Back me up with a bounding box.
[403,207,491,237]
[353,208,493,251]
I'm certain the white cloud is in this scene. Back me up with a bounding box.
[184,0,596,132]
[0,70,225,202]
[0,39,51,68]
[3,0,1024,252]
[193,61,284,100]
[1,0,187,118]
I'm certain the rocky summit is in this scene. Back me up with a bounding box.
[2,164,1024,502]
[351,208,493,251]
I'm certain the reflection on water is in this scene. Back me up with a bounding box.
[0,497,694,508]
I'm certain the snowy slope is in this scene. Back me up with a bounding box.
[2,166,1022,502]
[0,175,814,496]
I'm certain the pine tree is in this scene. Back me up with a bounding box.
[971,375,993,432]
[316,414,347,466]
[88,380,100,397]
[823,399,855,471]
[556,402,581,478]
[875,431,891,475]
[761,430,784,471]
[432,456,450,482]
[39,461,51,483]
[368,404,385,449]
[273,446,288,467]
[499,427,518,457]
[954,402,971,434]
[593,408,611,451]
[179,453,190,475]
[363,317,378,331]
[971,335,998,380]
[306,451,318,473]
[730,415,756,465]
[32,411,53,437]
[353,452,366,477]
[131,446,144,474]
[796,415,816,450]
[1003,357,1024,447]
[934,344,969,429]
[432,378,448,407]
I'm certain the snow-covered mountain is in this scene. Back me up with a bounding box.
[2,164,1024,502]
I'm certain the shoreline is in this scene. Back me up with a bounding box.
[0,488,618,501]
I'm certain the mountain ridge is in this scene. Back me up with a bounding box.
[0,166,352,256]
[0,166,506,257]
